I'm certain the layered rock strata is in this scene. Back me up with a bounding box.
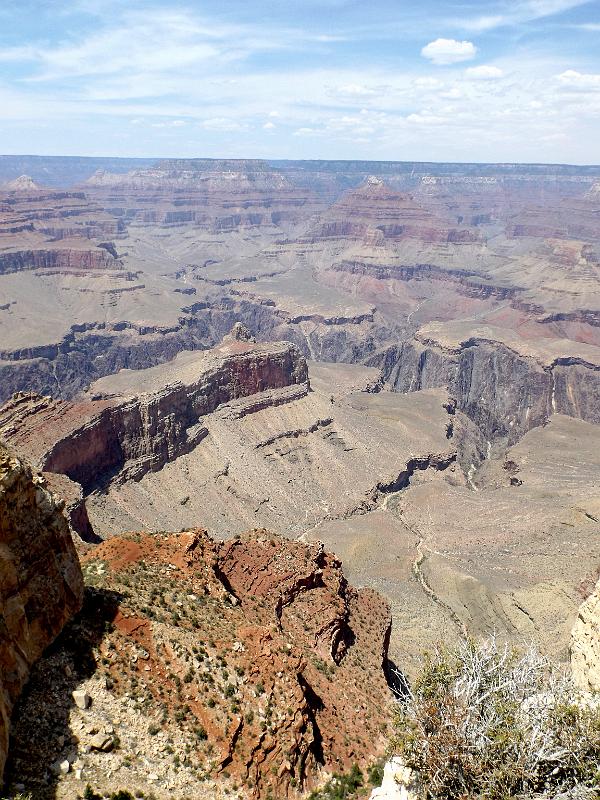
[374,326,600,445]
[0,337,309,494]
[84,159,323,232]
[0,442,84,780]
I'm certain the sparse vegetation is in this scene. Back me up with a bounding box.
[308,764,364,799]
[392,637,600,799]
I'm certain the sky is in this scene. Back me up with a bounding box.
[0,0,599,163]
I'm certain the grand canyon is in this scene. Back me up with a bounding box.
[1,153,600,799]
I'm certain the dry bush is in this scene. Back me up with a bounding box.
[392,637,600,800]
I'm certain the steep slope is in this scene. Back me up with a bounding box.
[0,332,309,495]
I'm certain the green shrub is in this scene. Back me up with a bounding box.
[392,637,600,800]
[308,764,363,799]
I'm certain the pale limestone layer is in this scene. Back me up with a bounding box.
[572,581,600,692]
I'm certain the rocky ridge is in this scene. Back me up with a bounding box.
[0,334,309,497]
[571,577,600,692]
[6,528,392,799]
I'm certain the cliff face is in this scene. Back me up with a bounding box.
[304,177,479,246]
[84,159,323,232]
[0,247,122,275]
[0,338,309,493]
[377,336,600,445]
[571,580,600,692]
[0,442,84,780]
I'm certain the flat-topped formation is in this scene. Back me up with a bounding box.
[0,333,309,493]
[415,320,600,367]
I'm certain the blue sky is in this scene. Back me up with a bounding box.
[0,0,599,163]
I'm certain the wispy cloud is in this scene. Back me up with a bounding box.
[557,69,600,88]
[0,1,599,162]
[465,65,504,79]
[456,0,593,32]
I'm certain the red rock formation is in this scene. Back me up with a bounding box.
[77,528,392,798]
[0,337,309,492]
[0,442,84,780]
[305,177,479,245]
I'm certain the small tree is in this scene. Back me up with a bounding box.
[392,637,600,799]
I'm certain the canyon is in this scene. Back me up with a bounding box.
[0,155,599,797]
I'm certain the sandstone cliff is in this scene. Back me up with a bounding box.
[571,579,600,692]
[0,442,84,780]
[374,328,600,446]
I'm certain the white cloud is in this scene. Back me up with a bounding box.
[459,15,506,32]
[406,112,446,125]
[557,69,600,88]
[413,77,445,90]
[151,119,186,128]
[421,39,477,66]
[0,45,37,62]
[465,65,504,80]
[263,121,276,130]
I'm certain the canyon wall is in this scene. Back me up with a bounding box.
[0,443,84,780]
[375,337,600,445]
[0,338,309,493]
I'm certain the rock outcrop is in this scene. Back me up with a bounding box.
[304,177,479,245]
[9,528,393,799]
[0,247,122,275]
[370,758,421,800]
[0,335,309,493]
[2,175,39,191]
[571,579,600,692]
[0,442,84,780]
[375,327,600,445]
[84,158,323,232]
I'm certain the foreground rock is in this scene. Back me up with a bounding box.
[0,442,84,780]
[571,577,600,692]
[8,528,393,799]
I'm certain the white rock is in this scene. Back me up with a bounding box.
[72,690,91,710]
[369,757,422,800]
[148,773,159,782]
[572,579,600,692]
[50,759,69,777]
[90,733,114,752]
